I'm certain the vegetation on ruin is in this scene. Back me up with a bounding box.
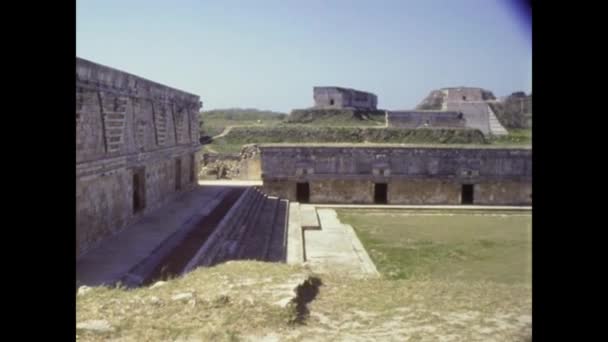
[285,108,386,126]
[198,108,531,155]
[199,108,287,137]
[337,209,532,284]
[488,94,532,129]
[206,126,488,153]
[487,129,532,146]
[77,259,531,341]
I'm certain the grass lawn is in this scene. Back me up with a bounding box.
[488,129,532,146]
[199,110,286,137]
[336,209,532,284]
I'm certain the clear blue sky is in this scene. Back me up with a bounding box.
[77,0,531,113]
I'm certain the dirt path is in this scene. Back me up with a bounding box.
[211,124,269,140]
[211,125,237,140]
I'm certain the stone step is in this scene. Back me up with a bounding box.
[487,104,509,136]
[228,191,267,256]
[212,190,266,264]
[182,187,255,271]
[234,196,272,259]
[237,197,280,260]
[260,197,282,260]
[265,199,289,262]
[206,188,260,265]
[286,202,304,264]
[300,204,320,229]
[305,209,380,278]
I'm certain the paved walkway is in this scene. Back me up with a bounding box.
[300,204,320,228]
[76,186,239,287]
[304,209,379,278]
[313,204,531,210]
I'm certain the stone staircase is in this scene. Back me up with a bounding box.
[487,104,509,136]
[183,187,289,272]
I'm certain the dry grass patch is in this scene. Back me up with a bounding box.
[77,208,532,341]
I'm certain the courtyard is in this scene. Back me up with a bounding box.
[337,209,531,284]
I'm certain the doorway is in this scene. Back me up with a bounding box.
[461,184,474,204]
[374,183,388,204]
[133,168,146,214]
[296,182,310,203]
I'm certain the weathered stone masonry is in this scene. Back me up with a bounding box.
[76,57,202,258]
[260,145,531,205]
[387,111,465,129]
[313,86,378,110]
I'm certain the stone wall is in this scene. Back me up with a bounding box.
[387,179,461,204]
[416,87,496,110]
[76,57,202,258]
[310,180,375,204]
[444,87,495,102]
[262,179,296,200]
[313,87,378,110]
[260,145,531,205]
[387,111,465,129]
[414,87,499,134]
[445,102,492,135]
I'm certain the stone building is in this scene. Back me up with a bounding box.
[415,87,507,135]
[313,86,378,110]
[416,87,495,111]
[76,57,202,257]
[443,87,496,103]
[261,144,531,205]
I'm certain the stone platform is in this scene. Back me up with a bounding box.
[76,186,245,287]
[304,209,379,277]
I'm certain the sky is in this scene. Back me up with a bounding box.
[76,0,531,113]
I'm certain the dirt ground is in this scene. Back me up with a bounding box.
[77,209,531,341]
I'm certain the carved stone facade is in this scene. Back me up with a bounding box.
[76,57,202,258]
[260,145,531,205]
[313,86,378,110]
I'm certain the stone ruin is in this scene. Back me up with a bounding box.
[386,110,465,129]
[402,86,518,135]
[76,57,202,258]
[288,86,514,135]
[76,59,531,289]
[199,144,262,180]
[313,86,378,110]
[260,144,531,205]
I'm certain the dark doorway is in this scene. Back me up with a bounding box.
[133,169,146,213]
[329,99,335,105]
[296,182,310,203]
[462,184,474,204]
[374,183,388,204]
[175,158,182,191]
[462,96,467,101]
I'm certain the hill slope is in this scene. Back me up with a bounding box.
[199,108,287,137]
